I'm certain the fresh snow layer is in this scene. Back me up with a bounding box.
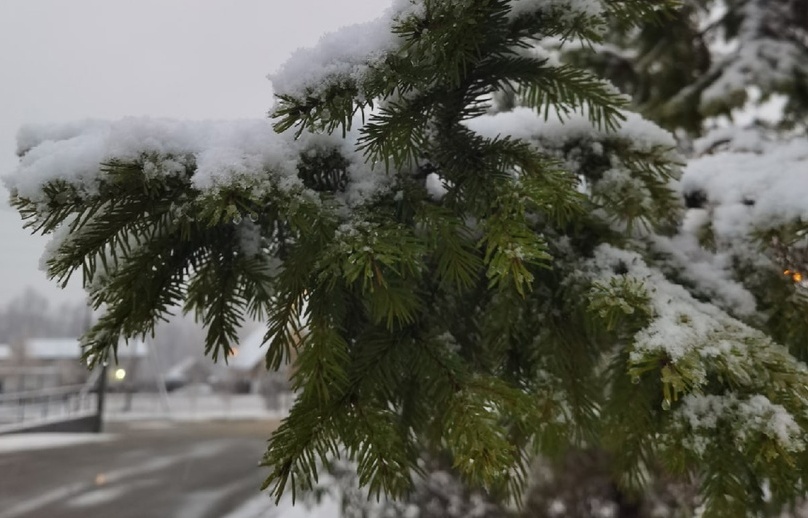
[508,0,605,20]
[592,245,767,364]
[466,106,677,152]
[652,223,757,318]
[268,17,397,99]
[268,0,423,100]
[8,118,299,203]
[681,134,808,238]
[268,0,607,100]
[700,0,808,112]
[0,433,114,454]
[7,116,391,211]
[674,393,804,456]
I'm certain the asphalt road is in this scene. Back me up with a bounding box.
[0,420,282,518]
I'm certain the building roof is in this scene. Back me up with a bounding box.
[165,356,197,380]
[227,329,267,371]
[25,339,79,360]
[164,355,214,381]
[24,338,148,360]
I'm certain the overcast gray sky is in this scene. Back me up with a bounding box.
[0,0,385,306]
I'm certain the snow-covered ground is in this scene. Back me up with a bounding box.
[0,432,113,454]
[0,391,292,434]
[103,392,292,422]
[222,492,339,518]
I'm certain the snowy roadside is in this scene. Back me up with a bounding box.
[0,429,340,518]
[222,491,340,518]
[0,433,114,454]
[103,392,290,423]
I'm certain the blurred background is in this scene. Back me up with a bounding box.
[0,2,384,517]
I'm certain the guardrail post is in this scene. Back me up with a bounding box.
[94,364,108,433]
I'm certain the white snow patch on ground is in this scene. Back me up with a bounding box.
[222,492,339,518]
[220,493,276,518]
[66,485,127,508]
[0,433,114,454]
[278,498,340,518]
[103,393,291,423]
[177,476,259,518]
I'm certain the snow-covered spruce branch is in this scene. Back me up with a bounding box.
[5,1,808,516]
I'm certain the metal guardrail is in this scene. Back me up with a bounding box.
[0,384,97,428]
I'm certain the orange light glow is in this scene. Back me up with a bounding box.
[784,269,804,283]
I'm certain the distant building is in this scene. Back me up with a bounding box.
[227,329,292,408]
[22,338,86,387]
[8,338,149,391]
[0,341,61,393]
[163,356,218,392]
[227,329,272,393]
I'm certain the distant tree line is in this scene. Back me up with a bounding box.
[0,288,88,345]
[0,288,207,374]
